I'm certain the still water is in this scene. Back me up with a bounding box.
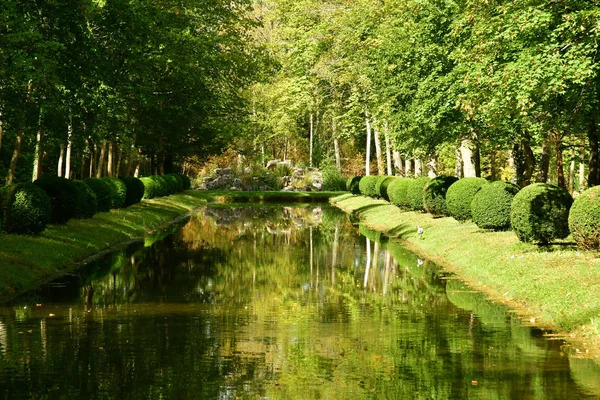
[0,204,599,399]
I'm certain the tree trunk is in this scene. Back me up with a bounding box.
[536,137,551,183]
[373,121,384,175]
[80,149,86,181]
[555,134,566,189]
[332,118,341,171]
[32,108,44,182]
[588,119,599,187]
[414,159,422,177]
[107,141,114,177]
[57,143,65,177]
[6,124,23,185]
[134,147,142,177]
[455,144,463,178]
[405,159,413,177]
[514,139,535,187]
[365,111,372,176]
[96,140,107,178]
[384,123,392,176]
[568,137,575,193]
[309,113,314,168]
[460,136,477,177]
[127,134,137,176]
[579,136,586,191]
[116,145,122,177]
[490,147,497,181]
[427,155,438,178]
[392,150,403,176]
[65,116,73,179]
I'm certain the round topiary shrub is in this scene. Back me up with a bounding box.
[346,176,362,194]
[423,176,458,217]
[510,183,573,244]
[0,183,51,234]
[446,177,488,222]
[180,174,192,190]
[33,175,80,224]
[375,176,396,201]
[140,176,168,199]
[568,186,600,249]
[120,176,145,207]
[102,177,126,209]
[72,180,98,219]
[167,173,184,192]
[471,181,520,230]
[387,178,413,209]
[406,177,431,211]
[162,174,179,194]
[359,175,380,197]
[84,178,114,212]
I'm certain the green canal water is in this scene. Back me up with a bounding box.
[0,205,599,399]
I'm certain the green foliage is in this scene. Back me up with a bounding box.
[33,176,80,224]
[568,186,600,250]
[180,174,192,190]
[375,176,396,201]
[446,178,488,222]
[321,165,346,191]
[120,177,145,207]
[103,178,127,209]
[72,180,98,219]
[358,176,380,197]
[346,176,362,194]
[162,175,179,195]
[84,178,114,212]
[471,181,520,231]
[406,177,431,211]
[387,178,413,209]
[167,173,184,192]
[0,183,51,234]
[423,176,458,217]
[510,183,573,244]
[141,176,169,199]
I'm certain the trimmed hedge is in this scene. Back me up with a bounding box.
[423,176,458,217]
[0,183,51,234]
[359,175,380,197]
[140,176,169,199]
[180,174,192,190]
[33,175,80,224]
[387,178,413,209]
[376,176,396,200]
[84,178,114,212]
[406,177,431,211]
[446,177,488,222]
[471,180,520,230]
[346,176,362,194]
[568,186,600,249]
[72,180,98,219]
[103,177,127,208]
[510,183,573,244]
[120,176,145,207]
[168,173,184,192]
[162,174,179,194]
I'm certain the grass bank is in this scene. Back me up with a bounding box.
[331,193,600,355]
[0,190,341,302]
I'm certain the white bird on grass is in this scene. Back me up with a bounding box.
[417,225,424,239]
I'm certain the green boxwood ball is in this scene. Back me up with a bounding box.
[471,181,520,230]
[102,177,127,209]
[140,176,168,198]
[84,178,114,212]
[375,176,396,200]
[162,174,179,194]
[33,175,80,224]
[359,175,380,197]
[180,174,192,190]
[510,183,573,244]
[568,186,600,249]
[0,183,51,234]
[346,176,362,194]
[167,173,184,192]
[72,180,98,219]
[423,176,458,217]
[387,178,413,209]
[446,177,488,222]
[120,176,145,207]
[406,177,431,211]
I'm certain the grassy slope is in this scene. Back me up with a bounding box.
[331,194,600,350]
[0,190,341,301]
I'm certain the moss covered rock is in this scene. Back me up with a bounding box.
[0,183,51,234]
[568,186,600,249]
[387,178,413,209]
[446,178,488,222]
[406,177,431,211]
[471,180,520,230]
[510,183,573,244]
[358,175,380,197]
[423,176,458,217]
[346,176,362,194]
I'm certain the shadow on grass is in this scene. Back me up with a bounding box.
[386,223,412,239]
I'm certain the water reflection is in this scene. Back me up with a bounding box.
[0,205,598,399]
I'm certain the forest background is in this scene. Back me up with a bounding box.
[1,0,599,192]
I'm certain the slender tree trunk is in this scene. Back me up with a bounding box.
[393,150,402,176]
[455,144,463,178]
[588,119,599,187]
[89,143,95,178]
[134,147,142,178]
[6,124,23,185]
[537,137,551,183]
[332,118,341,171]
[57,143,65,177]
[405,159,413,177]
[309,113,314,168]
[427,155,438,178]
[365,111,372,176]
[460,137,476,177]
[32,107,44,182]
[127,134,137,176]
[80,149,86,180]
[384,122,392,176]
[556,134,566,189]
[580,136,586,191]
[116,145,122,177]
[373,120,384,175]
[96,139,107,178]
[568,137,575,193]
[107,141,114,177]
[65,115,73,179]
[364,237,371,289]
[414,159,422,176]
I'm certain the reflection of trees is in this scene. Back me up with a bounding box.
[0,205,595,399]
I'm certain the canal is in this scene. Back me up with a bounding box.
[0,204,598,399]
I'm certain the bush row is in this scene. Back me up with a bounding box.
[0,173,191,235]
[352,174,600,249]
